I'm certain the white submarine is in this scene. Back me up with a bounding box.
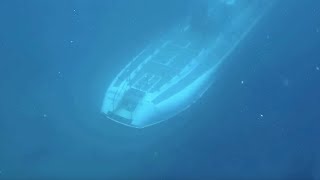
[101,0,275,128]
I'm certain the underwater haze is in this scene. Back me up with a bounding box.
[0,0,320,179]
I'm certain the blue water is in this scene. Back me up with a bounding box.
[0,0,319,179]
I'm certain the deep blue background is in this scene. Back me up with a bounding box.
[0,0,319,179]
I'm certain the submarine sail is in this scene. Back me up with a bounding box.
[101,0,275,128]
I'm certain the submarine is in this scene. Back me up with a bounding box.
[101,0,275,128]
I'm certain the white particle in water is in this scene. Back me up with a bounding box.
[241,80,244,84]
[43,114,47,118]
[316,66,319,71]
